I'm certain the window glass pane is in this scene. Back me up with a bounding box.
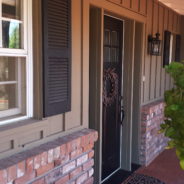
[111,31,119,46]
[0,84,17,111]
[111,48,119,62]
[0,57,26,116]
[0,57,16,81]
[104,29,110,45]
[2,21,22,49]
[2,0,22,20]
[104,47,111,62]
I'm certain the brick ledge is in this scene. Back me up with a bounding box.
[0,128,98,184]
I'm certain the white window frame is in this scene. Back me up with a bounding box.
[169,34,174,64]
[0,0,33,125]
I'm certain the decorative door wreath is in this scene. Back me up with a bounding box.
[103,68,119,106]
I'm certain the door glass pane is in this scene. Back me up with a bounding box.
[0,84,17,111]
[2,0,22,20]
[104,47,111,62]
[111,31,119,46]
[104,29,110,45]
[111,48,119,62]
[2,20,22,48]
[0,57,16,81]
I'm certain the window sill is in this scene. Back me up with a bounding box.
[0,115,29,125]
[0,117,42,132]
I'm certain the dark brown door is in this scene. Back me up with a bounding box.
[102,16,123,181]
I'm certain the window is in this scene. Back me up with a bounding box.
[169,34,174,64]
[175,34,181,62]
[0,0,32,124]
[163,31,171,67]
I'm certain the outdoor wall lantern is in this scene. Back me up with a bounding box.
[148,33,161,56]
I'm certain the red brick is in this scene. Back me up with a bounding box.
[70,148,83,159]
[54,174,69,184]
[48,149,54,164]
[7,165,17,182]
[40,152,48,166]
[89,132,95,144]
[77,154,88,166]
[83,143,94,152]
[70,182,75,184]
[54,147,60,160]
[17,161,25,178]
[54,155,70,167]
[36,163,54,176]
[81,135,88,147]
[76,172,88,184]
[66,138,81,153]
[26,157,34,172]
[34,155,41,169]
[0,169,7,183]
[83,177,94,184]
[14,172,35,184]
[32,178,45,184]
[60,144,67,156]
[94,131,98,142]
[88,168,94,178]
[63,161,76,174]
[83,159,94,171]
[88,150,94,159]
[69,167,82,179]
[45,167,63,183]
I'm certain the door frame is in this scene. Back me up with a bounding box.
[101,14,124,183]
[89,6,144,184]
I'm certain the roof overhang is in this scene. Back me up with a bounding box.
[158,0,184,15]
[3,0,16,6]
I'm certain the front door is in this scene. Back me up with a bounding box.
[102,16,123,181]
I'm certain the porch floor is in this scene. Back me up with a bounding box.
[136,149,184,184]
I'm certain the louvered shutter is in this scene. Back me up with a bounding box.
[175,34,181,62]
[42,0,71,117]
[163,31,171,67]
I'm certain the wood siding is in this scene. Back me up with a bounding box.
[181,17,184,61]
[0,0,182,158]
[106,0,147,16]
[143,0,181,104]
[107,0,181,104]
[0,0,88,159]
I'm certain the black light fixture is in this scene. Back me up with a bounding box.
[148,33,161,56]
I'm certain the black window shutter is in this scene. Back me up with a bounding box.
[175,34,181,62]
[42,0,71,117]
[163,30,171,67]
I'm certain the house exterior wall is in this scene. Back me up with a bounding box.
[106,0,181,105]
[181,16,184,60]
[0,0,183,183]
[142,0,181,105]
[0,0,89,159]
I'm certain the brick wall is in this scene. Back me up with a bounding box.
[0,129,98,184]
[140,100,168,166]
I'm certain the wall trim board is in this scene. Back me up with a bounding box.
[89,6,103,184]
[89,0,147,23]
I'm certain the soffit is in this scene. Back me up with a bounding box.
[158,0,184,15]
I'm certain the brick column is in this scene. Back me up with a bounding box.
[140,101,168,166]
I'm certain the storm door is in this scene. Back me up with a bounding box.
[102,15,123,181]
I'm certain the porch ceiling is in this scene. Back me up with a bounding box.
[159,0,184,15]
